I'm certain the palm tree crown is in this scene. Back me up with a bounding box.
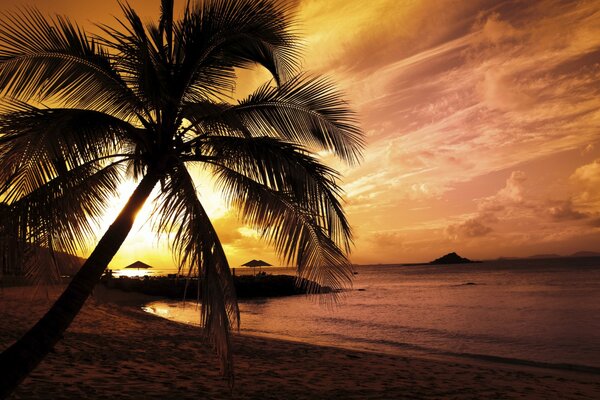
[0,0,363,387]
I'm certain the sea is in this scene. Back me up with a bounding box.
[142,258,600,371]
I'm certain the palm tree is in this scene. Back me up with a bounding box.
[0,0,362,396]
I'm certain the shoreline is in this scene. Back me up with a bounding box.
[1,286,599,399]
[143,295,600,377]
[139,289,600,377]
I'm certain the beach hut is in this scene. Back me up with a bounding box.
[124,261,154,271]
[241,259,272,276]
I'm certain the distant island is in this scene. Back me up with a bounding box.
[429,252,480,265]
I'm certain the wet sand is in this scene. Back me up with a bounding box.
[1,286,599,399]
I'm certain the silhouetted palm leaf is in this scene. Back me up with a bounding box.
[0,102,137,202]
[153,164,238,379]
[213,164,353,295]
[0,8,142,118]
[182,74,363,164]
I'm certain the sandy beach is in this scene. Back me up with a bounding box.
[1,286,599,400]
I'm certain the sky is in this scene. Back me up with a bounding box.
[2,0,600,268]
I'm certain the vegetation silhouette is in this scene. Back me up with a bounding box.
[0,0,363,396]
[430,252,477,265]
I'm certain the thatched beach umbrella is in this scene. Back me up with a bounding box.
[124,261,154,271]
[241,259,272,275]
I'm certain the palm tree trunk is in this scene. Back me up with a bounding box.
[0,171,160,399]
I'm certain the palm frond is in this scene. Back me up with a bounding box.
[235,74,363,164]
[180,101,248,139]
[194,135,352,252]
[159,0,174,61]
[0,7,142,118]
[0,102,138,202]
[173,0,299,103]
[181,74,363,165]
[152,163,238,382]
[98,3,168,117]
[2,160,126,284]
[212,163,353,295]
[192,135,354,294]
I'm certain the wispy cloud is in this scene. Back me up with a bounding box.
[291,0,600,262]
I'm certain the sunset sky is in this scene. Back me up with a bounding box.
[2,0,600,268]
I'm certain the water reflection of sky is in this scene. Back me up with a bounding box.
[112,269,154,278]
[144,262,600,368]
